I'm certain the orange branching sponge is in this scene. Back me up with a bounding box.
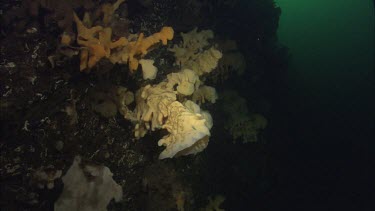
[73,12,102,71]
[73,12,103,47]
[72,11,173,73]
[99,27,128,57]
[73,12,127,71]
[137,27,174,55]
[80,49,89,70]
[86,44,107,69]
[110,27,174,73]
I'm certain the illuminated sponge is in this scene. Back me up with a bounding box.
[158,101,211,159]
[166,69,201,96]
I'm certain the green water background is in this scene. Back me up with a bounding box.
[276,0,374,116]
[272,1,374,207]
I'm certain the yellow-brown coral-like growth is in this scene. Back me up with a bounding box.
[110,27,174,73]
[73,12,103,46]
[86,44,107,69]
[73,12,127,71]
[72,8,173,73]
[138,27,174,54]
[99,27,128,56]
[127,27,174,72]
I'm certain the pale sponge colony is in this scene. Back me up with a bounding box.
[169,28,214,65]
[228,114,267,143]
[184,47,223,76]
[220,91,267,143]
[166,69,201,96]
[192,85,218,104]
[54,156,123,211]
[218,40,246,74]
[169,28,222,76]
[201,195,226,211]
[209,39,246,83]
[136,83,177,131]
[121,77,213,159]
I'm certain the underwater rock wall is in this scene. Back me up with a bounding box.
[0,0,286,210]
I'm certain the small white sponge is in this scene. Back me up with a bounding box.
[139,59,158,80]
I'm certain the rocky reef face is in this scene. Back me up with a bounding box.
[0,0,287,210]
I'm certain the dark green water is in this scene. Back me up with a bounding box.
[273,1,374,209]
[277,0,374,115]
